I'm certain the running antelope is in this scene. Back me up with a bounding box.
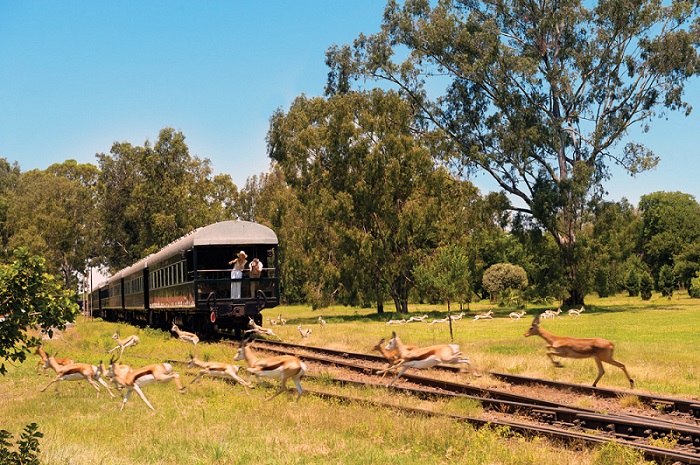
[171,324,200,347]
[41,355,115,398]
[34,345,73,374]
[107,355,186,411]
[473,310,493,321]
[234,339,306,401]
[406,314,428,323]
[297,325,312,338]
[524,315,634,388]
[371,337,418,373]
[377,332,472,387]
[244,317,281,340]
[108,331,140,357]
[568,306,585,318]
[509,310,526,321]
[187,355,252,393]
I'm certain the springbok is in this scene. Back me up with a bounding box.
[34,345,73,374]
[318,316,327,326]
[244,317,281,340]
[473,310,493,321]
[406,314,428,323]
[41,355,115,398]
[234,339,306,401]
[297,325,312,338]
[108,331,140,357]
[385,318,406,326]
[509,310,526,321]
[187,355,252,393]
[524,315,634,388]
[542,308,562,320]
[371,337,419,373]
[428,316,449,325]
[106,355,186,411]
[377,332,472,387]
[568,306,585,318]
[171,324,200,347]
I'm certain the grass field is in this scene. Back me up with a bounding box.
[2,293,699,464]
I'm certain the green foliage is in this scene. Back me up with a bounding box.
[482,263,528,305]
[592,440,644,465]
[639,271,653,301]
[657,264,676,297]
[414,244,473,306]
[624,269,640,297]
[689,272,700,298]
[0,423,42,465]
[328,0,700,306]
[0,248,79,374]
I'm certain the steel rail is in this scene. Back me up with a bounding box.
[304,388,700,465]
[248,339,700,451]
[249,339,700,417]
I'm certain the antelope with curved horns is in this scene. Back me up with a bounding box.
[187,354,252,393]
[106,354,186,411]
[171,324,200,347]
[34,345,73,374]
[41,355,115,398]
[568,306,585,318]
[524,315,634,388]
[234,339,306,401]
[377,332,473,387]
[371,337,418,373]
[108,331,140,357]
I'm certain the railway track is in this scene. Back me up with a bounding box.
[245,338,700,464]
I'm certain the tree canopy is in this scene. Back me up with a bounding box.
[326,0,700,304]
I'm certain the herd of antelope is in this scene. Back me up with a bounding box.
[34,304,634,411]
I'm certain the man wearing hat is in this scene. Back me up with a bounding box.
[229,251,247,299]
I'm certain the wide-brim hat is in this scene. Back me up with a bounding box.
[237,251,247,258]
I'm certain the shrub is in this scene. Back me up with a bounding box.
[657,264,675,297]
[689,272,700,298]
[0,423,42,465]
[624,269,639,297]
[482,263,528,305]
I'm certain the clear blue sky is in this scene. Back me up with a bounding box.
[1,1,698,206]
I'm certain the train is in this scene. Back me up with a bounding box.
[88,220,280,338]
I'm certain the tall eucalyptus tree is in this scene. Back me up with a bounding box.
[327,0,700,304]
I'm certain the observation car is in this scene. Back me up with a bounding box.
[89,220,280,338]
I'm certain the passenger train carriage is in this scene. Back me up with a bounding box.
[89,221,280,338]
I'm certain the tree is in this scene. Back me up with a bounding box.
[639,191,700,282]
[6,161,100,289]
[625,268,640,297]
[0,248,79,374]
[689,271,700,298]
[639,270,653,300]
[414,244,473,340]
[268,89,456,313]
[96,128,232,270]
[327,0,700,305]
[0,158,21,260]
[657,264,676,297]
[482,263,528,305]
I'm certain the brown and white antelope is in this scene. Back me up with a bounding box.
[509,310,526,321]
[244,317,280,340]
[385,318,406,326]
[297,325,312,338]
[428,316,449,325]
[473,310,493,321]
[40,355,115,398]
[34,345,73,374]
[108,331,140,357]
[318,316,327,326]
[377,332,472,387]
[234,339,306,401]
[187,355,252,393]
[371,337,419,373]
[568,306,585,318]
[406,314,428,323]
[171,324,200,347]
[524,315,634,388]
[107,356,186,411]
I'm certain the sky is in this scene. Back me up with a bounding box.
[1,1,698,207]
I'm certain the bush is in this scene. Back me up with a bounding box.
[482,263,528,305]
[657,264,675,297]
[624,269,639,297]
[690,272,700,298]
